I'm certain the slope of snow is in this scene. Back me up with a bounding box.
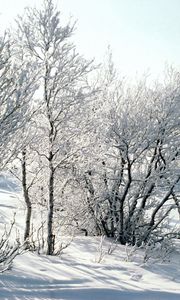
[0,189,180,300]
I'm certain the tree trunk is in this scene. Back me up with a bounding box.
[118,159,132,245]
[22,149,32,242]
[47,153,55,255]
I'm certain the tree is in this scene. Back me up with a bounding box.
[0,31,38,168]
[91,68,180,246]
[16,0,95,254]
[68,63,180,246]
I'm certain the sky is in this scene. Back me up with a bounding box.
[1,0,180,80]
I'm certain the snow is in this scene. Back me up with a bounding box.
[0,188,180,300]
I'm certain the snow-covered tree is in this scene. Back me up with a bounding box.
[16,0,96,254]
[0,32,38,168]
[84,67,180,246]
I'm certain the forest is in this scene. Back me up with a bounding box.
[0,0,179,269]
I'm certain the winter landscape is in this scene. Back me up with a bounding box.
[0,0,180,299]
[0,186,180,299]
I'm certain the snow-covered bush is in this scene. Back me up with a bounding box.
[0,216,22,272]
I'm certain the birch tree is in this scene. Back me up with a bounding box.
[92,68,180,245]
[16,0,95,254]
[0,31,38,168]
[66,62,180,245]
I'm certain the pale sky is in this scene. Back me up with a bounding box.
[1,0,180,79]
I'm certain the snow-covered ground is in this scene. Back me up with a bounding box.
[0,188,180,300]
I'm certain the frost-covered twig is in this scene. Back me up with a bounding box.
[0,216,26,272]
[95,235,106,263]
